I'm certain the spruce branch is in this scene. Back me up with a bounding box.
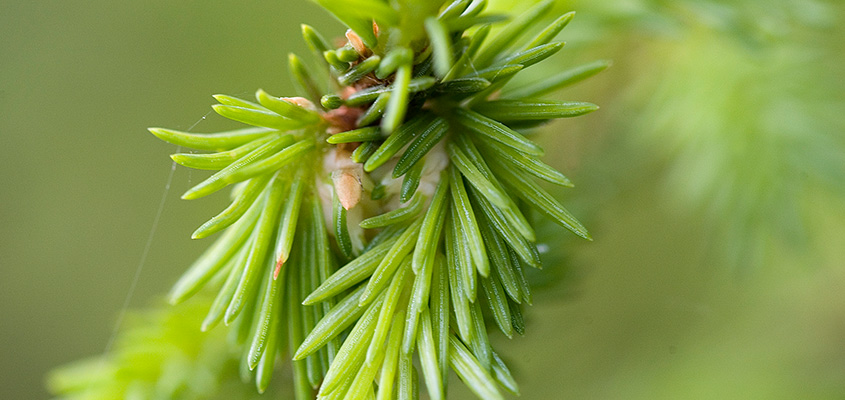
[52,0,606,398]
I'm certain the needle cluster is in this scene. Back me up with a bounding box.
[135,0,602,398]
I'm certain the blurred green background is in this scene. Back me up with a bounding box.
[2,0,844,399]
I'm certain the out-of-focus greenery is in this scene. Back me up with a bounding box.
[499,0,845,270]
[2,0,844,399]
[47,296,286,400]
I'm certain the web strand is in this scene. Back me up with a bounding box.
[98,111,211,360]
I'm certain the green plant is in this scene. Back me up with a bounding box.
[564,0,845,271]
[50,0,603,398]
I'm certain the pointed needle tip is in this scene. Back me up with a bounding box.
[273,258,285,280]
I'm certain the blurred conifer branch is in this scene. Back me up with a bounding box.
[503,0,845,270]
